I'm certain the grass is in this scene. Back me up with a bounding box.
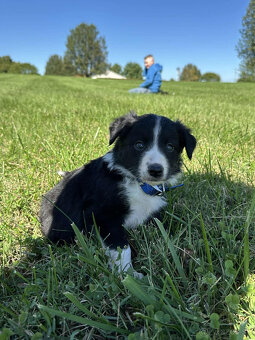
[0,74,255,339]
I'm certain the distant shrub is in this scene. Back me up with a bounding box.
[110,63,122,75]
[123,62,143,79]
[180,64,201,81]
[201,72,221,82]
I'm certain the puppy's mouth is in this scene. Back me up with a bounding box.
[140,169,182,186]
[141,176,165,186]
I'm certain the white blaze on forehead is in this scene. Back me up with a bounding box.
[139,116,169,181]
[154,116,161,143]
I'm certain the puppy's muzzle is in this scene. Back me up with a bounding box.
[148,163,164,178]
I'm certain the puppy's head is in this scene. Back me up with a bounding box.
[109,112,196,185]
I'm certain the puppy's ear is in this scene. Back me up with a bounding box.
[109,111,138,145]
[176,121,197,160]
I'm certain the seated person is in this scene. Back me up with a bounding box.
[129,55,162,93]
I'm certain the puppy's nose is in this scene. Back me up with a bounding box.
[148,163,163,178]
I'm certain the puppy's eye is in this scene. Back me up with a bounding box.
[134,141,145,151]
[166,143,174,151]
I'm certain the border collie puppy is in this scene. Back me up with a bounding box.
[40,112,196,278]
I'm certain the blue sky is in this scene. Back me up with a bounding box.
[0,0,249,82]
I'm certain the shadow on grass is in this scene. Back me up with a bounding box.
[1,172,255,339]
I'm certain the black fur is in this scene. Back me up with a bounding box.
[40,160,129,248]
[109,110,138,145]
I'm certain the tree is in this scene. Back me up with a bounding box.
[236,0,255,81]
[62,56,76,76]
[110,63,122,74]
[201,72,221,82]
[65,23,108,77]
[45,55,64,75]
[180,64,201,81]
[45,55,76,76]
[123,62,142,79]
[7,62,22,74]
[0,56,12,73]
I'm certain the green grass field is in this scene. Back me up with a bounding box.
[0,74,255,339]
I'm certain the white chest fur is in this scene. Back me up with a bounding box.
[122,179,167,229]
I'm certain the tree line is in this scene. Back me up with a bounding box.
[44,22,222,81]
[111,63,221,82]
[0,52,222,81]
[44,21,222,81]
[0,56,38,74]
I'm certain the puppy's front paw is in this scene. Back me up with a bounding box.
[133,270,144,279]
[106,245,144,279]
[126,267,144,279]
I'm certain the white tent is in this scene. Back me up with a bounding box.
[92,70,126,80]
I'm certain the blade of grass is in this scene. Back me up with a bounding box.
[122,275,157,306]
[38,305,128,335]
[77,253,112,276]
[161,270,185,309]
[0,303,17,318]
[71,223,93,259]
[64,292,107,322]
[200,213,213,273]
[237,321,247,340]
[133,312,182,333]
[160,301,192,340]
[122,275,203,323]
[155,218,188,287]
[48,245,59,297]
[244,193,255,282]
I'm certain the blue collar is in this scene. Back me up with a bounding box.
[140,182,184,196]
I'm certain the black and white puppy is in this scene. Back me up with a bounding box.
[40,112,196,278]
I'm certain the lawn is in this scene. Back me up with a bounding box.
[0,74,255,339]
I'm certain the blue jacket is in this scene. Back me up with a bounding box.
[140,63,162,92]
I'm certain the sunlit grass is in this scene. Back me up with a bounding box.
[0,74,255,338]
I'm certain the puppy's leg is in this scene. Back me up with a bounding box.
[100,226,143,279]
[107,245,143,279]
